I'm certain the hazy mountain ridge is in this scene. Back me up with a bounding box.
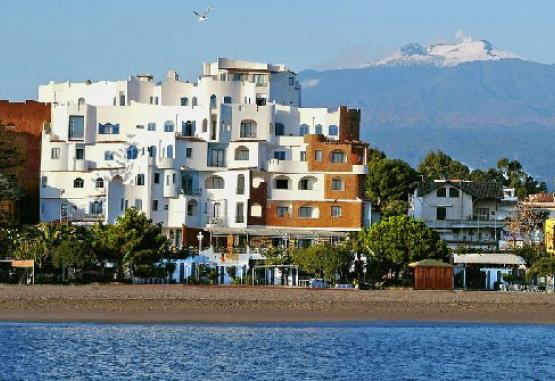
[299,53,555,183]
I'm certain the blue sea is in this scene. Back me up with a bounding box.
[1,321,554,380]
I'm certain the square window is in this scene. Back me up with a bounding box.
[75,148,84,160]
[331,206,342,217]
[275,179,289,190]
[315,150,323,162]
[331,179,343,191]
[298,207,313,218]
[437,188,447,197]
[276,206,289,217]
[449,188,459,198]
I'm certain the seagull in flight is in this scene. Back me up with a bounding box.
[193,6,212,22]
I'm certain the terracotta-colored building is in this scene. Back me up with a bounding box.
[0,100,50,225]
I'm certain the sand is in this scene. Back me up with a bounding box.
[1,284,555,324]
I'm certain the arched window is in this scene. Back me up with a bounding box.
[192,97,198,106]
[180,97,189,106]
[235,146,249,160]
[330,150,346,163]
[90,200,102,215]
[148,145,157,158]
[328,125,339,136]
[164,121,174,132]
[78,98,85,106]
[209,94,217,108]
[274,176,291,190]
[240,120,257,138]
[187,200,198,216]
[73,178,84,188]
[315,124,323,135]
[275,123,285,136]
[298,176,316,190]
[205,175,225,189]
[182,120,194,136]
[127,145,138,160]
[237,174,245,194]
[223,96,232,104]
[299,124,309,136]
[202,119,208,132]
[166,144,174,158]
[95,177,104,189]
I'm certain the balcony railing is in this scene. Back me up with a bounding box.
[207,160,226,167]
[181,187,202,196]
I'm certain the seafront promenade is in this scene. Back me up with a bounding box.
[1,285,555,324]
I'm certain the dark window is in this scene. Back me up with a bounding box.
[152,200,159,211]
[273,151,286,160]
[237,175,245,195]
[182,121,195,136]
[330,150,346,163]
[437,207,446,221]
[437,188,447,197]
[95,178,104,188]
[180,97,189,106]
[275,123,285,136]
[449,188,459,198]
[75,148,84,160]
[186,148,192,158]
[331,206,342,217]
[275,178,289,190]
[74,178,84,188]
[328,125,339,136]
[136,174,145,186]
[154,172,160,184]
[223,96,232,104]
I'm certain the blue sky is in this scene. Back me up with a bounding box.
[1,0,554,100]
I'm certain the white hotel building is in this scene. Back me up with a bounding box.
[38,58,371,252]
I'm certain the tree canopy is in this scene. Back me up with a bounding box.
[293,244,353,283]
[355,215,448,281]
[417,150,470,180]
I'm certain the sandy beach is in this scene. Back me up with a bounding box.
[1,285,555,324]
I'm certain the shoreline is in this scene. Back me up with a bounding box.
[1,285,555,325]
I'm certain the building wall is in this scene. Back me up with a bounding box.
[0,100,51,224]
[38,58,368,247]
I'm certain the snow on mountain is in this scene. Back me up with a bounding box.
[366,38,521,67]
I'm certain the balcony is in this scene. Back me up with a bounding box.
[207,216,226,226]
[425,219,507,229]
[181,187,203,196]
[207,160,226,168]
[156,157,174,169]
[352,164,368,175]
[267,158,308,173]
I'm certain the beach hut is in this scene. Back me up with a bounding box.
[409,259,454,290]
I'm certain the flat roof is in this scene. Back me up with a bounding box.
[453,253,526,265]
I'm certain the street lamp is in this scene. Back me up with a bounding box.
[196,231,204,253]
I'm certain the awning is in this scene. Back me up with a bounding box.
[453,253,527,265]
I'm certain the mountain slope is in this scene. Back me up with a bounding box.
[299,48,555,183]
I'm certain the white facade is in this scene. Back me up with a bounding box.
[409,180,517,249]
[39,58,369,249]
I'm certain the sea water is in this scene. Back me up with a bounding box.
[0,321,554,380]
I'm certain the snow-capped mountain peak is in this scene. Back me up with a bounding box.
[368,38,521,67]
